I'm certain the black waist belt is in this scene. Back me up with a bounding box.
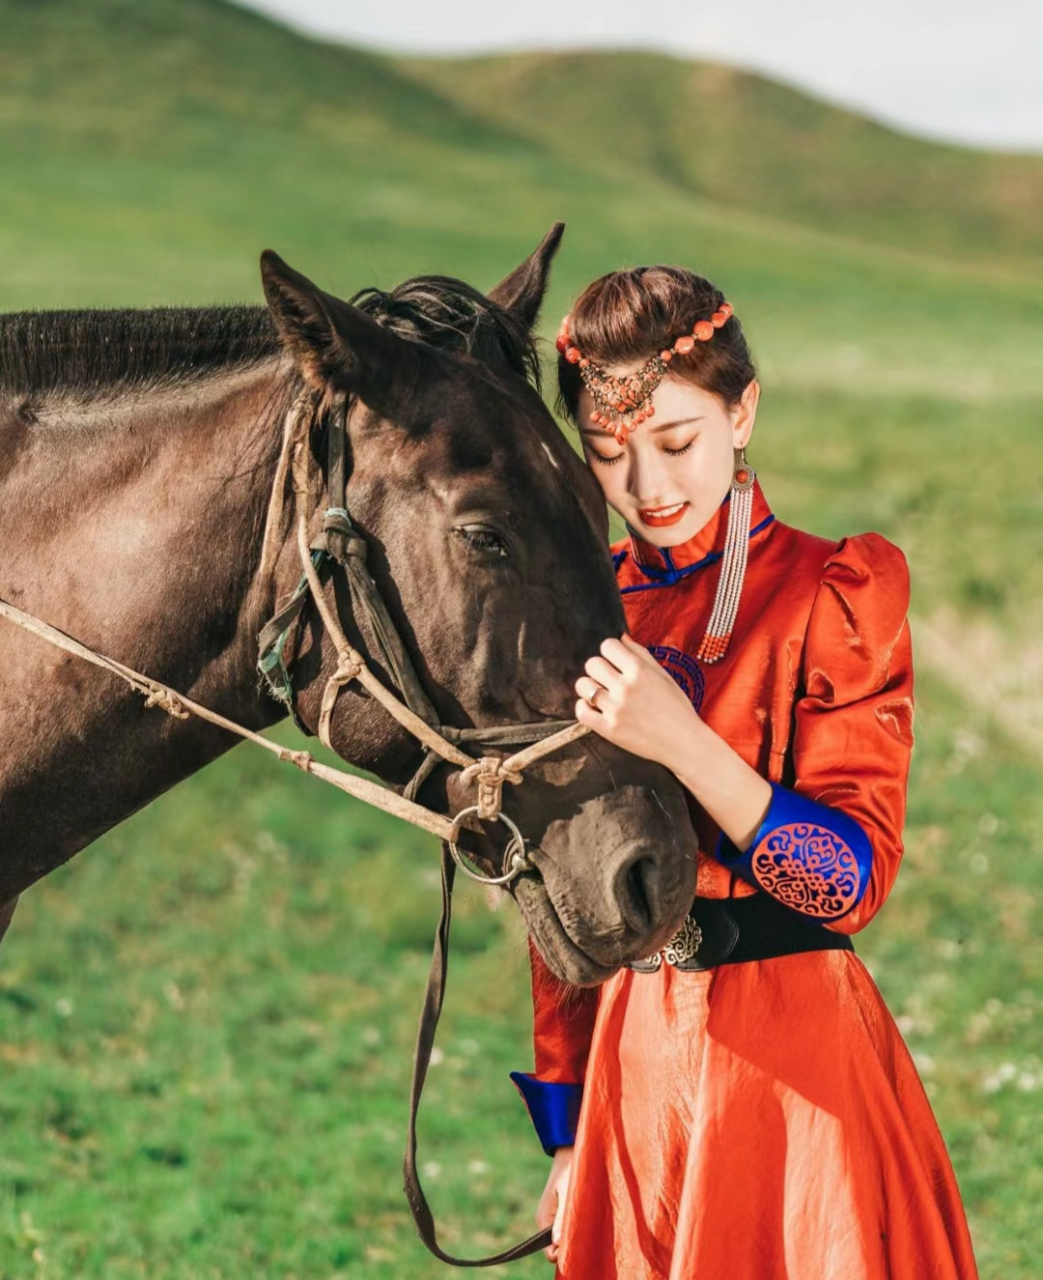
[628,892,854,973]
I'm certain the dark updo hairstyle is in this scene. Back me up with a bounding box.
[557,266,757,423]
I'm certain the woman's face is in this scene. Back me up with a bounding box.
[577,374,760,547]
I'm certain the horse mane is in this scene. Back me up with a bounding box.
[0,277,540,400]
[0,306,281,400]
[351,276,541,391]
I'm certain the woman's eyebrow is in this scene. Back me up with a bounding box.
[649,416,704,433]
[579,415,704,438]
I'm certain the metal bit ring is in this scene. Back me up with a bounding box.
[447,806,533,886]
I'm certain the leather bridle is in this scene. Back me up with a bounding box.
[257,389,588,850]
[0,385,592,1266]
[256,388,589,1265]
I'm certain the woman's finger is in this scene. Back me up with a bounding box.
[538,1185,558,1262]
[600,635,642,677]
[583,655,624,692]
[553,1184,568,1245]
[575,697,601,729]
[575,675,605,708]
[536,1185,555,1233]
[548,1154,571,1263]
[621,632,659,665]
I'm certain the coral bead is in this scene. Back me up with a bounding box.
[711,311,727,328]
[674,335,695,355]
[645,404,655,418]
[555,334,568,353]
[634,411,646,425]
[579,358,590,369]
[718,302,733,320]
[735,469,749,485]
[660,349,673,363]
[694,320,715,341]
[565,346,581,364]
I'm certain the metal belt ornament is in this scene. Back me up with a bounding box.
[649,914,705,970]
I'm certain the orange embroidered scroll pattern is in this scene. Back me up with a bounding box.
[750,823,861,919]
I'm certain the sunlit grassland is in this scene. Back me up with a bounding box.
[1,0,1041,1276]
[1,670,1040,1279]
[0,726,548,1278]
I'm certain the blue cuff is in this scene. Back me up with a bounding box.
[714,782,873,922]
[510,1073,583,1155]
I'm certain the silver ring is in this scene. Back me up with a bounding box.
[447,806,533,886]
[585,686,602,712]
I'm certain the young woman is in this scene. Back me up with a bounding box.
[509,266,978,1278]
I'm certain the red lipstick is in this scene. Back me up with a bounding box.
[637,502,690,528]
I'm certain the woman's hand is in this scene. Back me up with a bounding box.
[575,633,699,769]
[577,634,774,855]
[536,1145,574,1264]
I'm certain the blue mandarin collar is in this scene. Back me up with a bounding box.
[625,477,774,577]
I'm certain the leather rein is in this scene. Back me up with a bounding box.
[1,387,587,1266]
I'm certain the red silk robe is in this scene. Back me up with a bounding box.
[517,480,978,1279]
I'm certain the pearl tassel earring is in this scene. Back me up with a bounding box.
[697,449,755,665]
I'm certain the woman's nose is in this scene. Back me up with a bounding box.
[627,449,668,505]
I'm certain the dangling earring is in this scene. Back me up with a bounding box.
[696,447,755,665]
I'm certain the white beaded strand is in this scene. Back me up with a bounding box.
[697,459,755,665]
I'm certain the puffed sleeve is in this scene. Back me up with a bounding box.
[716,532,914,934]
[510,941,598,1154]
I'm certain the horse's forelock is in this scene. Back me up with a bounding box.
[352,276,541,392]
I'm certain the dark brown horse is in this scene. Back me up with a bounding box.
[0,228,697,985]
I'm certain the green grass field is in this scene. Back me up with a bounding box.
[1,2,1041,1276]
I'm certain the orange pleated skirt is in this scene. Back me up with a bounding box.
[557,951,978,1279]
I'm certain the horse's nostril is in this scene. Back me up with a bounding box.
[622,856,656,934]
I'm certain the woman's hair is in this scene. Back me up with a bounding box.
[556,265,756,421]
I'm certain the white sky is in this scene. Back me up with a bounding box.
[236,0,1043,152]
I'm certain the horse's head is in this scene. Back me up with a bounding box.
[259,228,698,985]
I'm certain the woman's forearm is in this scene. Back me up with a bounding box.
[663,715,773,853]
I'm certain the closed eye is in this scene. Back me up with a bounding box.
[664,441,694,456]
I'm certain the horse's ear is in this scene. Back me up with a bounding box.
[260,250,428,400]
[487,222,565,331]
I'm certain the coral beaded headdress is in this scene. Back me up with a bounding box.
[556,302,733,445]
[558,298,752,667]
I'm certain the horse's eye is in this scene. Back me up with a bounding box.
[456,525,509,558]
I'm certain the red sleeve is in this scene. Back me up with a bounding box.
[714,532,914,930]
[792,532,915,933]
[509,942,599,1152]
[528,940,599,1082]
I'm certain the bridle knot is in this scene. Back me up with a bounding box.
[332,650,365,686]
[144,685,190,720]
[277,747,314,772]
[460,754,524,821]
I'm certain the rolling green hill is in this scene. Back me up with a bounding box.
[400,49,1043,266]
[1,3,1041,1277]
[3,0,1042,270]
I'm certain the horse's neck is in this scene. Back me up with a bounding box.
[0,362,295,899]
